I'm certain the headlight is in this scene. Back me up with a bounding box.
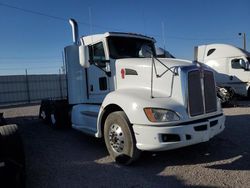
[144,108,180,122]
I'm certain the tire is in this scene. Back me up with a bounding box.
[0,124,25,187]
[0,160,25,188]
[40,99,71,129]
[248,88,250,99]
[104,111,141,165]
[0,124,25,167]
[50,101,71,129]
[0,113,6,126]
[50,112,58,128]
[39,100,52,124]
[39,100,58,128]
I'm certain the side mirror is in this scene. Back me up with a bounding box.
[194,46,198,61]
[79,45,90,68]
[239,59,250,71]
[239,59,245,68]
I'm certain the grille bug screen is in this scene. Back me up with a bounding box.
[188,70,204,116]
[204,71,217,113]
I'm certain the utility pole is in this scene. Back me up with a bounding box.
[61,51,66,74]
[238,32,246,50]
[25,69,30,103]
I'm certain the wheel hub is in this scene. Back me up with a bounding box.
[109,124,125,153]
[50,114,56,125]
[40,111,46,119]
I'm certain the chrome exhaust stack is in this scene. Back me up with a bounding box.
[69,18,79,45]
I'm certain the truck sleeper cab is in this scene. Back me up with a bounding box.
[197,44,250,98]
[40,19,225,165]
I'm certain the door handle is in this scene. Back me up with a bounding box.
[90,85,94,91]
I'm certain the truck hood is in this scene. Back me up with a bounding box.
[114,57,196,105]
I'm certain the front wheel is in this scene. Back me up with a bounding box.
[104,111,140,165]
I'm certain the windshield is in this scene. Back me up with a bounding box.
[107,36,155,59]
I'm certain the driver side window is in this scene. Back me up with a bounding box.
[89,42,105,62]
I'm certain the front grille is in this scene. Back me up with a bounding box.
[188,70,204,116]
[188,69,217,117]
[204,71,217,113]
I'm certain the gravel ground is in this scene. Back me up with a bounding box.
[0,103,250,188]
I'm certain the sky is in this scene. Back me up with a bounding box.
[0,0,249,75]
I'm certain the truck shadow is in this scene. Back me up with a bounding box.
[3,116,190,187]
[4,114,250,187]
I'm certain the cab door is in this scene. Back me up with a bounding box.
[229,57,249,82]
[228,57,250,95]
[87,41,110,103]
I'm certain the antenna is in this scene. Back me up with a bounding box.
[61,51,66,74]
[88,7,93,34]
[161,22,166,51]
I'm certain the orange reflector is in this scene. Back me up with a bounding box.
[144,108,156,122]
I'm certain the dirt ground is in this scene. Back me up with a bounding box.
[0,103,249,188]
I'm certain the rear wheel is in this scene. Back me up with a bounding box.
[50,112,57,128]
[104,111,140,165]
[39,99,52,123]
[50,101,71,129]
[0,113,6,126]
[39,100,71,129]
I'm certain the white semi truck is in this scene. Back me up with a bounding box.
[197,44,250,98]
[39,19,225,164]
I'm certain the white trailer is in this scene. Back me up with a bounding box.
[197,44,250,97]
[40,19,225,164]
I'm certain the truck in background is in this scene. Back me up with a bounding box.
[39,19,225,164]
[197,44,250,98]
[156,47,175,58]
